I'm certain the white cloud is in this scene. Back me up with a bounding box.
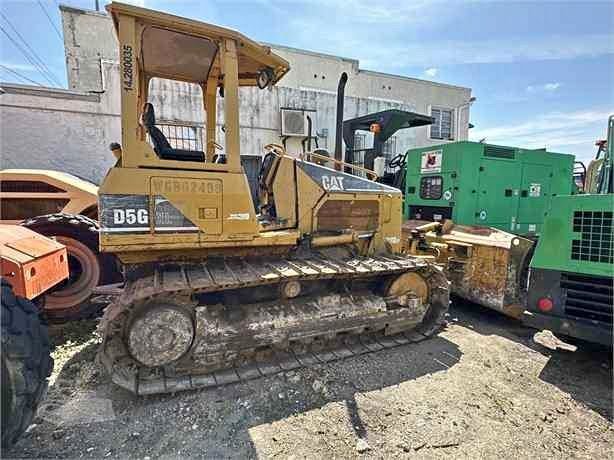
[527,82,562,92]
[423,67,439,78]
[285,10,614,72]
[470,109,612,161]
[544,82,561,91]
[0,62,37,72]
[383,34,614,68]
[283,0,446,26]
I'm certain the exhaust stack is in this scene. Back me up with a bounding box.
[334,72,348,170]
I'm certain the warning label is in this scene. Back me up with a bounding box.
[529,183,541,197]
[420,150,443,174]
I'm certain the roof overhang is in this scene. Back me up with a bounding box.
[106,2,290,86]
[343,109,435,146]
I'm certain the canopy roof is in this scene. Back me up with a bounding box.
[343,109,434,146]
[106,2,289,85]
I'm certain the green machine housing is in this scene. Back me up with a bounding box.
[524,195,613,345]
[523,116,613,346]
[404,141,577,236]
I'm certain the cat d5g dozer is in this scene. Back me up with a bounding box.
[97,2,449,395]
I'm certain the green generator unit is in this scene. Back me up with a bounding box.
[404,141,577,236]
[523,116,613,346]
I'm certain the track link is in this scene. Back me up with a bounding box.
[98,253,449,395]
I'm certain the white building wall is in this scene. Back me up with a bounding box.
[59,5,472,151]
[0,67,121,184]
[0,5,472,185]
[271,44,473,146]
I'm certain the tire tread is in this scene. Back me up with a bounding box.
[1,279,53,448]
[21,213,122,322]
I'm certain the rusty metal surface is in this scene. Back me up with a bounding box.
[0,224,68,299]
[98,253,450,395]
[128,304,195,367]
[405,222,534,318]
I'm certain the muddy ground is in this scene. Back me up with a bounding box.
[5,300,613,459]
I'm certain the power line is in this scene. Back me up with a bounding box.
[37,0,63,42]
[0,12,61,85]
[0,64,44,86]
[0,12,62,86]
[0,24,57,86]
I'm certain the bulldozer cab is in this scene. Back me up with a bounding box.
[107,1,289,172]
[100,3,404,262]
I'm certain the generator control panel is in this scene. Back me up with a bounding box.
[419,176,443,200]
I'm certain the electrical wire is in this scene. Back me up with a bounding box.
[0,25,56,86]
[36,0,63,42]
[0,12,62,86]
[0,64,43,86]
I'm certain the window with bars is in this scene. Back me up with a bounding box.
[353,132,367,151]
[431,107,454,140]
[350,133,398,172]
[350,133,368,176]
[155,123,205,151]
[382,136,397,170]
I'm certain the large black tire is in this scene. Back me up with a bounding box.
[22,213,121,322]
[1,279,53,448]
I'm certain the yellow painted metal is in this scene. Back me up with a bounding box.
[301,151,379,180]
[220,38,241,173]
[311,232,357,248]
[100,2,405,263]
[204,77,217,162]
[106,1,289,172]
[269,158,297,229]
[0,169,98,224]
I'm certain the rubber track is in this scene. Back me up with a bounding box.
[98,254,449,395]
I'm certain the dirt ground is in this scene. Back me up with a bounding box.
[5,300,613,459]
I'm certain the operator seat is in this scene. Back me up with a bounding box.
[141,103,205,162]
[212,153,227,164]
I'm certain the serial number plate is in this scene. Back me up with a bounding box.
[151,178,222,195]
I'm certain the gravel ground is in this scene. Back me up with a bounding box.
[5,300,613,459]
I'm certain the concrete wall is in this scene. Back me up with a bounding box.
[59,5,472,152]
[271,45,473,147]
[0,71,120,184]
[149,82,420,157]
[0,5,472,186]
[61,6,116,93]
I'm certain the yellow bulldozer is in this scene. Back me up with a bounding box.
[97,2,449,395]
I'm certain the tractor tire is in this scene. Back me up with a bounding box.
[1,279,53,448]
[22,213,121,322]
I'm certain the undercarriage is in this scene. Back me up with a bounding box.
[98,251,449,395]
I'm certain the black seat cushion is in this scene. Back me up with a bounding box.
[212,153,227,164]
[142,103,205,162]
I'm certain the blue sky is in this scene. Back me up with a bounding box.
[1,0,612,162]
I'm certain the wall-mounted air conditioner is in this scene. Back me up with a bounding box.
[280,108,309,137]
